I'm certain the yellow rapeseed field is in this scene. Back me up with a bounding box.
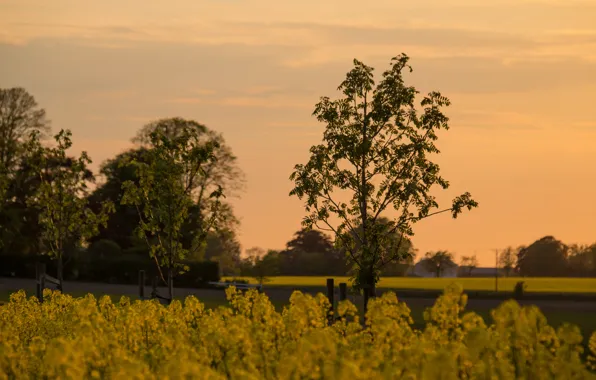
[1,284,595,379]
[223,276,596,293]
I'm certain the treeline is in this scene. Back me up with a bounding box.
[0,88,243,289]
[239,234,596,282]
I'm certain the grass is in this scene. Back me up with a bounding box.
[222,276,596,293]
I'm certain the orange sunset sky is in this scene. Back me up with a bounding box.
[1,0,595,266]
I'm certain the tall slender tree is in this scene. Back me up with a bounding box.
[290,53,477,311]
[121,127,225,301]
[23,129,114,290]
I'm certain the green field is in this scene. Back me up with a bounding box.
[223,276,596,293]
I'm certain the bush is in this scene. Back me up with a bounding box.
[87,239,122,260]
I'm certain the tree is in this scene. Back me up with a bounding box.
[201,228,243,276]
[133,117,244,233]
[459,255,478,277]
[279,228,348,276]
[0,147,92,257]
[0,88,50,174]
[568,243,596,277]
[87,148,151,250]
[121,127,224,301]
[0,163,7,248]
[23,129,114,290]
[244,247,279,285]
[421,250,457,278]
[498,246,520,277]
[516,236,569,277]
[343,216,416,277]
[0,162,7,212]
[289,53,477,310]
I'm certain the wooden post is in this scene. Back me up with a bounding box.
[326,278,334,325]
[151,276,158,300]
[339,282,347,301]
[139,270,145,299]
[35,262,42,302]
[39,263,46,302]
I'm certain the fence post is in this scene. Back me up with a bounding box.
[39,263,46,302]
[326,278,334,325]
[35,262,42,302]
[139,270,145,300]
[151,276,158,299]
[339,282,347,301]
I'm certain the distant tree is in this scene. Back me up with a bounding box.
[133,117,245,230]
[421,251,457,278]
[244,247,279,285]
[0,164,7,248]
[23,129,114,290]
[279,228,347,275]
[0,87,50,173]
[516,236,570,277]
[0,162,7,212]
[343,217,417,277]
[121,128,224,301]
[0,88,51,248]
[568,243,596,277]
[498,246,520,277]
[289,53,477,312]
[459,255,478,277]
[87,148,150,250]
[201,227,243,276]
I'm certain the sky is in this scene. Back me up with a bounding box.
[1,0,595,266]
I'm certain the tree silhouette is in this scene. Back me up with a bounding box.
[498,246,520,277]
[0,87,50,173]
[516,236,569,277]
[421,251,457,278]
[289,53,477,311]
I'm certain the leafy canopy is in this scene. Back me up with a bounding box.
[23,129,114,262]
[290,53,478,291]
[121,127,224,280]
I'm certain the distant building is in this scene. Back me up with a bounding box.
[457,267,505,277]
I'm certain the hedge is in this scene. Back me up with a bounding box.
[0,253,220,288]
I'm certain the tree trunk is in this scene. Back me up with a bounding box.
[167,266,173,305]
[57,255,64,292]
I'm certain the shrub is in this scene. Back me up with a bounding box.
[87,239,122,260]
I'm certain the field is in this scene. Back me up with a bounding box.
[222,276,596,293]
[2,275,596,346]
[1,283,596,378]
